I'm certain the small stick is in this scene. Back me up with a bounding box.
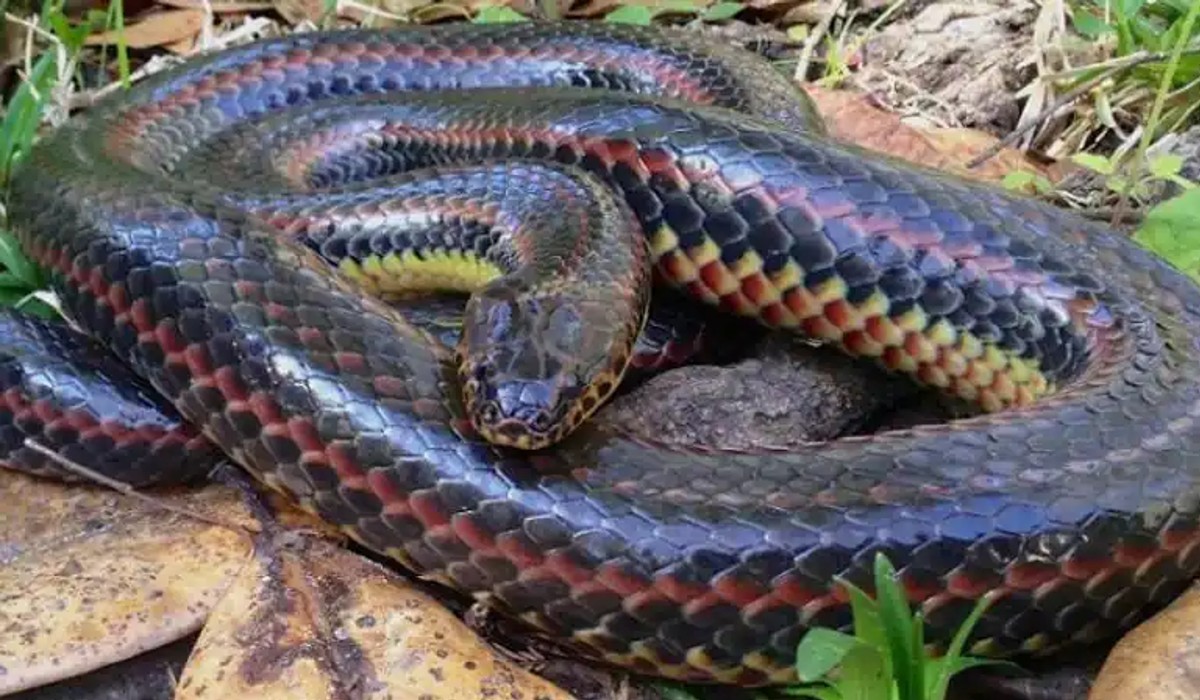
[23,437,236,529]
[794,0,847,83]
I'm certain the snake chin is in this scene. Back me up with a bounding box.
[467,378,573,450]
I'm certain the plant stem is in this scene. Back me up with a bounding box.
[1111,0,1200,224]
[793,0,844,82]
[1136,0,1200,158]
[1039,46,1200,81]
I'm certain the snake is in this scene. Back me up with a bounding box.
[5,19,1200,687]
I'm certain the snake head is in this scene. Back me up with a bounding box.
[458,278,631,450]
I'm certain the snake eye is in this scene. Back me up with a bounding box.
[479,402,501,425]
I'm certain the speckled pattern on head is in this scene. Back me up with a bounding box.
[7,20,1200,686]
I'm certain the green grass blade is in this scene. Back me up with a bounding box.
[11,295,59,319]
[870,554,920,700]
[0,231,43,287]
[109,0,131,86]
[835,643,893,700]
[472,5,528,22]
[839,577,885,654]
[927,591,1004,700]
[794,628,863,682]
[0,272,33,289]
[909,610,925,700]
[0,51,58,183]
[780,685,844,700]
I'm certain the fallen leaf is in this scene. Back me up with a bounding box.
[164,35,197,55]
[274,0,330,27]
[777,1,828,23]
[0,470,249,695]
[1090,581,1200,700]
[175,534,577,699]
[804,84,1064,184]
[0,465,346,695]
[409,1,474,22]
[85,9,206,49]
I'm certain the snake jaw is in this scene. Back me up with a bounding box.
[469,379,572,450]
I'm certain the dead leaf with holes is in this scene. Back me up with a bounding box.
[1090,582,1200,700]
[0,470,252,695]
[175,533,577,700]
[85,9,207,49]
[804,84,1066,185]
[0,466,342,696]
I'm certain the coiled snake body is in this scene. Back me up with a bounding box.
[6,20,1200,686]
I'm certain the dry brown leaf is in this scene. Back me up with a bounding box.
[336,0,414,26]
[804,84,1065,184]
[0,470,250,695]
[409,1,474,23]
[164,35,197,55]
[0,465,344,695]
[1089,582,1200,700]
[85,9,207,49]
[175,534,576,700]
[274,0,330,26]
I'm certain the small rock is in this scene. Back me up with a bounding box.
[1089,581,1200,700]
[600,336,928,448]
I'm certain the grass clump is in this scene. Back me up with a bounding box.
[656,554,1009,700]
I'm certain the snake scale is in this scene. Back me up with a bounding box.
[5,20,1200,686]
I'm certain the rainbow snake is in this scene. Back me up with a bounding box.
[5,20,1200,687]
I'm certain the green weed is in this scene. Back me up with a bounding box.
[1057,0,1200,202]
[654,554,1010,700]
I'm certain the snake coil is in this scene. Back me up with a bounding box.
[5,20,1200,686]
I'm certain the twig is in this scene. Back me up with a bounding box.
[67,55,181,109]
[965,47,1189,170]
[337,0,411,23]
[157,0,275,11]
[1076,205,1145,225]
[870,68,964,129]
[23,437,239,530]
[1038,46,1200,81]
[793,0,845,83]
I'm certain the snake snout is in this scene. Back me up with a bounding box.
[474,379,572,449]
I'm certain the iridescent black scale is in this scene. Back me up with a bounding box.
[0,311,218,486]
[209,90,1095,384]
[7,21,1200,688]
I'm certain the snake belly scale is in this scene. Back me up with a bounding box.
[6,20,1200,686]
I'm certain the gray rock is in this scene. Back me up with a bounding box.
[600,335,949,448]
